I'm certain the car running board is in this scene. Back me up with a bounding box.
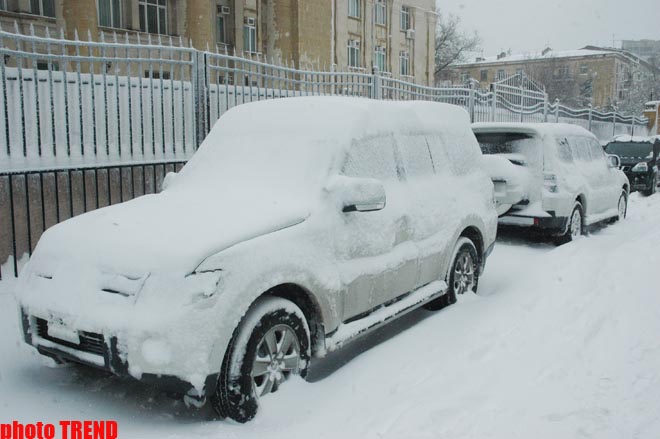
[325,280,448,352]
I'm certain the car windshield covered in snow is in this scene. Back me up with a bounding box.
[605,142,653,159]
[474,132,539,167]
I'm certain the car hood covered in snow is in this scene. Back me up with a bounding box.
[28,191,309,278]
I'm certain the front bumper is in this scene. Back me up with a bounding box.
[20,309,218,399]
[623,171,653,192]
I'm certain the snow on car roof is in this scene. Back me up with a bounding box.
[471,122,594,138]
[213,96,471,143]
[175,96,472,191]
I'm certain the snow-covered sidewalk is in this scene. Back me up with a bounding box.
[1,193,659,438]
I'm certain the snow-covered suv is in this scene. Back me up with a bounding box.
[473,123,629,243]
[17,97,497,422]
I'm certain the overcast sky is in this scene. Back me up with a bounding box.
[438,0,660,57]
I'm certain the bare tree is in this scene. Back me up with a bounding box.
[618,57,660,114]
[434,12,481,80]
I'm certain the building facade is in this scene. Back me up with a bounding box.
[0,0,436,85]
[442,48,655,110]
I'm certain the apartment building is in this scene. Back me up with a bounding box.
[443,47,655,109]
[0,0,436,85]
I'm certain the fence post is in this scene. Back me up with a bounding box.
[630,116,635,136]
[588,104,593,131]
[543,94,549,122]
[372,66,382,100]
[555,99,560,123]
[468,80,475,122]
[612,106,617,137]
[490,83,497,122]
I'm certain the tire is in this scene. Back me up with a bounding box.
[211,297,311,423]
[425,237,479,311]
[556,202,583,245]
[614,191,627,222]
[645,175,657,196]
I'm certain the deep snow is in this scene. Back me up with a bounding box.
[1,193,660,438]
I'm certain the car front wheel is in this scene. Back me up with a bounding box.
[211,296,311,423]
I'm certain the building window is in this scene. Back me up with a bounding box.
[374,45,386,72]
[30,0,55,17]
[480,69,488,81]
[37,61,59,71]
[580,64,588,74]
[375,0,386,25]
[515,68,523,75]
[348,39,361,68]
[497,69,505,80]
[554,65,569,79]
[244,20,257,53]
[98,0,121,28]
[399,51,410,76]
[144,70,171,79]
[460,72,469,83]
[216,6,228,44]
[0,0,6,11]
[400,6,412,30]
[348,0,360,18]
[139,0,167,35]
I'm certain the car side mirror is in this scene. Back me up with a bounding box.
[607,154,621,169]
[326,176,386,213]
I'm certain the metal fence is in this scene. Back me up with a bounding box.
[0,25,651,278]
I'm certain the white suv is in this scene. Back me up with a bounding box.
[473,123,629,243]
[17,97,497,422]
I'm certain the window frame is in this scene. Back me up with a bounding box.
[374,0,386,25]
[138,0,168,35]
[399,50,410,77]
[243,21,257,53]
[348,39,361,68]
[98,0,122,29]
[374,45,386,72]
[216,12,226,44]
[480,69,488,81]
[30,0,55,17]
[348,0,360,18]
[400,5,411,30]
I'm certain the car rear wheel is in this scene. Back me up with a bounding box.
[425,237,479,310]
[557,202,583,245]
[211,297,310,423]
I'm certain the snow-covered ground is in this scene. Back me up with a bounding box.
[1,192,660,438]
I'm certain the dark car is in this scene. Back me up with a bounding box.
[605,136,660,195]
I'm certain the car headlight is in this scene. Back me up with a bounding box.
[632,162,648,172]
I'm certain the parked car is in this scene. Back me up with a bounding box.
[16,97,498,423]
[604,135,660,195]
[473,123,629,243]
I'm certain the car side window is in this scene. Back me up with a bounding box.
[438,129,480,175]
[396,134,435,178]
[342,135,399,181]
[557,138,573,162]
[568,137,592,162]
[425,134,450,174]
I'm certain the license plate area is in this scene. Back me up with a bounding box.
[47,321,80,345]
